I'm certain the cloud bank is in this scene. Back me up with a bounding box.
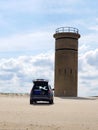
[0,52,54,93]
[0,49,98,96]
[78,49,98,96]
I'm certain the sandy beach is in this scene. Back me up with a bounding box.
[0,93,98,130]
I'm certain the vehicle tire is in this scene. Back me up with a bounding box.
[33,100,37,104]
[30,100,36,104]
[30,100,33,104]
[49,99,53,104]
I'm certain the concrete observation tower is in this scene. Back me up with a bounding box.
[53,27,80,97]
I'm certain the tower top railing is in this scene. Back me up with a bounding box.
[55,27,79,34]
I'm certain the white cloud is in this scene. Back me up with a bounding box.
[0,0,80,13]
[0,52,54,93]
[0,31,54,52]
[89,25,98,31]
[85,49,98,68]
[0,48,98,96]
[81,33,98,44]
[78,49,98,96]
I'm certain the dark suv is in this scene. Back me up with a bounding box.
[30,79,54,104]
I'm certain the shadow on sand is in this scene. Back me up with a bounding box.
[57,96,97,100]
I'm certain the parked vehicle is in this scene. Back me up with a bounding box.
[30,79,54,104]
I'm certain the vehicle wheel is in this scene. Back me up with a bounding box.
[33,100,37,104]
[49,99,53,104]
[30,100,37,104]
[30,100,33,104]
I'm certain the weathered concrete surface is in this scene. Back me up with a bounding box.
[54,31,80,97]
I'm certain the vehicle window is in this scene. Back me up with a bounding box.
[33,85,49,90]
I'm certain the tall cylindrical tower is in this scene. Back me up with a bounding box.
[53,27,80,97]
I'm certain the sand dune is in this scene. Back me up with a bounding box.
[0,93,98,130]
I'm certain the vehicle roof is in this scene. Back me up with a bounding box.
[33,79,48,83]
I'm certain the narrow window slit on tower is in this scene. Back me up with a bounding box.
[65,69,66,75]
[70,69,72,74]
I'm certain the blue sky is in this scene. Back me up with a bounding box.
[0,0,98,96]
